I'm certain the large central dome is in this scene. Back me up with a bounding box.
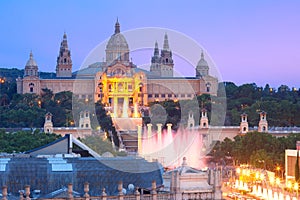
[105,19,130,64]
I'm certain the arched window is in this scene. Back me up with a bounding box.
[206,82,211,92]
[118,83,123,92]
[139,83,143,92]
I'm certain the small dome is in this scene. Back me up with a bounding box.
[26,51,38,67]
[197,52,208,68]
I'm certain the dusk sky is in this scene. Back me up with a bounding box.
[0,0,299,88]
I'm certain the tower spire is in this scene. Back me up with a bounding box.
[29,50,33,59]
[56,32,72,77]
[115,18,120,34]
[163,33,169,50]
[63,31,67,40]
[154,41,159,56]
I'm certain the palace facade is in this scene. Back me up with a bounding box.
[17,20,218,118]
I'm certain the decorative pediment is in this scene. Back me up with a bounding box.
[106,63,132,77]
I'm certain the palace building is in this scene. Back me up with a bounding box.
[17,20,218,118]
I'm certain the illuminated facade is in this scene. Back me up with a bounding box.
[17,20,218,118]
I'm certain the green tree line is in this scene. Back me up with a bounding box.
[210,131,300,172]
[0,129,61,153]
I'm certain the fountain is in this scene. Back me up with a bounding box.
[138,124,207,169]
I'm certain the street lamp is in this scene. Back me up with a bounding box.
[294,182,298,198]
[287,181,292,193]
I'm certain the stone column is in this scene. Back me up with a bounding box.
[122,97,129,118]
[25,185,30,200]
[134,103,139,118]
[101,188,107,200]
[118,181,124,200]
[167,123,172,135]
[2,186,7,200]
[68,183,73,200]
[213,170,222,200]
[19,190,24,200]
[147,124,152,139]
[157,123,162,143]
[134,187,140,200]
[84,182,90,199]
[113,97,118,118]
[151,181,157,200]
[137,125,142,155]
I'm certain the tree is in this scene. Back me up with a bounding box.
[81,135,126,156]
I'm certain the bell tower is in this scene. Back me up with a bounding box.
[187,111,195,128]
[200,108,209,128]
[240,113,248,134]
[44,112,53,133]
[79,111,91,129]
[258,111,268,132]
[160,33,174,77]
[150,41,161,76]
[56,32,72,77]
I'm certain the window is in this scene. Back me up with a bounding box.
[206,82,211,92]
[128,84,132,92]
[86,124,89,128]
[180,94,185,98]
[161,94,165,98]
[187,94,192,98]
[168,94,172,98]
[139,83,143,92]
[148,94,152,98]
[129,98,133,104]
[155,94,159,98]
[243,127,247,132]
[85,112,88,117]
[118,83,123,92]
[30,87,33,93]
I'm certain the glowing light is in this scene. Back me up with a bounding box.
[294,182,298,191]
[139,127,207,169]
[276,177,280,186]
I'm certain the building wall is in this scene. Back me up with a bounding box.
[285,149,300,183]
[40,79,74,94]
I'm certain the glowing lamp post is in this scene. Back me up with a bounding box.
[287,181,292,193]
[276,177,280,192]
[294,182,298,199]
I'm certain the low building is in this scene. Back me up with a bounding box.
[0,134,163,197]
